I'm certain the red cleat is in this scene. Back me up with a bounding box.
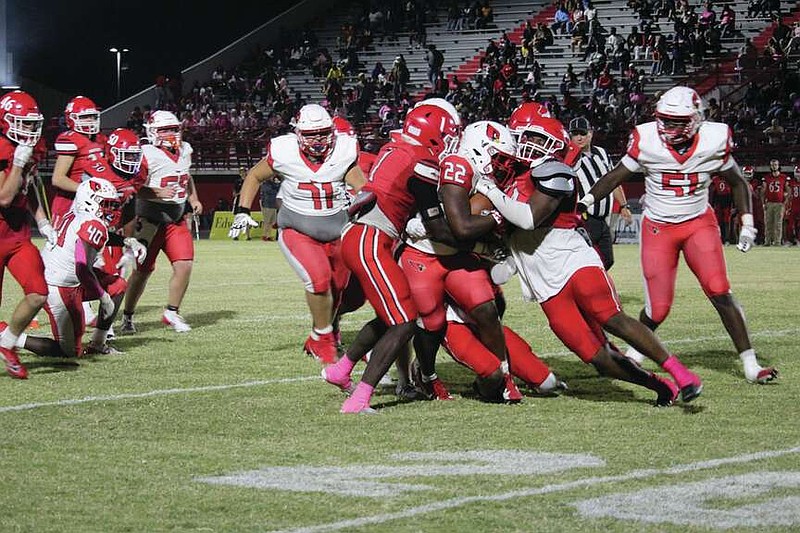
[429,377,454,400]
[502,373,523,403]
[1,346,28,379]
[751,367,778,384]
[303,332,338,364]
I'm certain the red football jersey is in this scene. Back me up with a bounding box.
[789,178,800,214]
[763,173,789,203]
[53,130,109,194]
[362,138,439,236]
[711,175,731,197]
[0,137,32,241]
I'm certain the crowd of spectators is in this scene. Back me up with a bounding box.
[119,0,798,162]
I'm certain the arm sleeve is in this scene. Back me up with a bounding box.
[408,177,444,222]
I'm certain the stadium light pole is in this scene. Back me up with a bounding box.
[109,47,129,101]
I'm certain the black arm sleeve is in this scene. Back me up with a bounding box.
[408,177,444,222]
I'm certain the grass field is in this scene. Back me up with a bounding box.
[1,240,799,533]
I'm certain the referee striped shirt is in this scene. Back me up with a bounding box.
[575,145,613,218]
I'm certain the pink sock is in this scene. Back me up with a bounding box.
[662,355,697,388]
[350,381,374,405]
[337,355,357,374]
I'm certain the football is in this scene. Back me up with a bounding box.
[470,192,493,215]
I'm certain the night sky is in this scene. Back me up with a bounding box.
[8,0,299,108]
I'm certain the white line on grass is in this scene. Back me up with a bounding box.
[269,446,800,533]
[0,376,319,413]
[0,328,795,414]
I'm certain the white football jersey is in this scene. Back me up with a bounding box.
[269,133,358,217]
[621,121,735,223]
[42,210,109,287]
[141,141,193,205]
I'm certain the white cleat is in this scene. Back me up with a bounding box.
[162,309,191,333]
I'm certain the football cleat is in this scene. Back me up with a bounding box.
[303,332,338,364]
[395,383,425,401]
[106,326,116,341]
[411,359,453,400]
[162,309,191,333]
[340,395,378,414]
[321,366,354,395]
[502,373,523,403]
[749,367,778,384]
[679,375,703,403]
[654,376,679,407]
[429,377,454,400]
[1,346,28,379]
[82,343,125,357]
[120,316,137,335]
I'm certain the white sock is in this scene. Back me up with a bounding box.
[537,372,559,392]
[15,332,27,349]
[422,372,437,383]
[92,328,108,347]
[625,345,646,364]
[500,360,510,374]
[311,324,333,334]
[83,302,96,322]
[1,329,19,350]
[739,348,761,379]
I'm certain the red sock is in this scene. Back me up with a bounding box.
[504,326,551,386]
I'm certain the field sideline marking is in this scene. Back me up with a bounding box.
[0,327,794,415]
[270,446,800,533]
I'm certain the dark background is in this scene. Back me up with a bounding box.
[8,0,300,108]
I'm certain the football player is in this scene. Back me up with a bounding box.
[121,111,202,333]
[321,99,462,413]
[786,166,800,245]
[476,113,702,406]
[42,178,126,356]
[402,120,522,402]
[229,104,366,364]
[51,96,106,227]
[0,91,49,378]
[580,86,777,384]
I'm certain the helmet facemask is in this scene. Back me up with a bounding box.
[111,145,143,175]
[151,125,182,151]
[297,127,335,159]
[515,128,565,164]
[70,111,100,135]
[656,112,700,146]
[4,114,43,147]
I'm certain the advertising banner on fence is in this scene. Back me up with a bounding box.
[210,211,275,240]
[614,214,642,244]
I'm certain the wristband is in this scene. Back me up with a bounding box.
[37,218,52,230]
[579,193,595,209]
[233,206,251,215]
[488,209,503,226]
[621,204,630,210]
[741,213,754,227]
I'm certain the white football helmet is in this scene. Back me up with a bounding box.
[459,121,517,186]
[145,110,182,150]
[74,177,120,225]
[742,165,755,179]
[294,104,335,158]
[655,86,703,145]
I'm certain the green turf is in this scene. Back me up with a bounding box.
[1,240,798,533]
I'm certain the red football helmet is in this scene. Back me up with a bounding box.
[332,116,356,136]
[106,128,143,175]
[655,86,703,145]
[507,111,571,166]
[65,95,101,135]
[402,104,461,159]
[742,165,755,179]
[0,90,44,147]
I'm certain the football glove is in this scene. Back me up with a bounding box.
[13,145,33,168]
[404,218,428,240]
[123,237,148,265]
[229,211,258,239]
[737,224,757,253]
[37,219,56,245]
[99,292,115,320]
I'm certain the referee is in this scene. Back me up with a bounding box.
[569,117,632,269]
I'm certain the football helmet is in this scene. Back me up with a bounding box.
[65,96,100,135]
[106,128,143,175]
[0,90,44,147]
[508,114,570,167]
[295,104,335,158]
[460,121,518,187]
[145,110,182,150]
[332,115,356,136]
[413,98,462,127]
[402,103,461,159]
[742,165,755,179]
[655,86,703,145]
[508,102,552,131]
[74,177,120,225]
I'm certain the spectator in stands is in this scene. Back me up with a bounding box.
[571,16,588,56]
[606,27,622,54]
[534,22,554,52]
[391,55,410,100]
[476,2,493,29]
[747,0,765,18]
[425,44,445,88]
[718,4,736,38]
[763,118,785,145]
[552,3,571,34]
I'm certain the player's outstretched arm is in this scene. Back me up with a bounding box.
[344,164,366,193]
[580,163,634,212]
[236,158,276,211]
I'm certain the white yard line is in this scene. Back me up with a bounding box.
[0,328,795,414]
[269,446,800,533]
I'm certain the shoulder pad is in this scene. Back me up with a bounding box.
[532,159,575,195]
